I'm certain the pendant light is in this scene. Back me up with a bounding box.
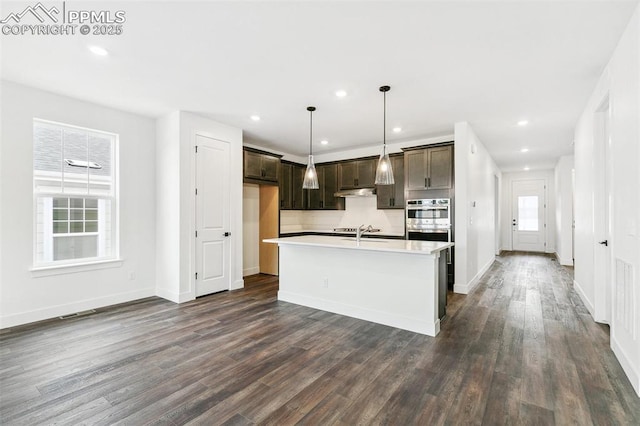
[375,85,395,185]
[303,106,319,189]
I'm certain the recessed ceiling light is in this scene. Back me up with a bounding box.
[320,140,329,145]
[520,148,529,153]
[250,115,261,121]
[335,90,347,98]
[517,120,529,126]
[392,127,402,133]
[89,46,108,56]
[524,166,530,171]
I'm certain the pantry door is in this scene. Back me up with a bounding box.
[195,134,230,296]
[511,179,546,252]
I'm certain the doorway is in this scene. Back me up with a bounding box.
[511,179,546,252]
[259,185,279,275]
[195,135,231,297]
[242,184,279,277]
[494,174,500,255]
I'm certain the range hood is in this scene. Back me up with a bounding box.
[334,188,377,197]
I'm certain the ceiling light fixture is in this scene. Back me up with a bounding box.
[520,148,529,153]
[89,46,108,56]
[303,106,319,189]
[250,115,261,121]
[335,90,347,98]
[320,140,329,145]
[517,120,529,126]
[524,166,530,171]
[392,127,402,133]
[375,85,394,185]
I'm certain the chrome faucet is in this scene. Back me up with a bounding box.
[356,224,374,243]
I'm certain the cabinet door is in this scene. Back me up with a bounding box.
[405,150,427,190]
[357,159,376,188]
[279,163,292,209]
[392,155,405,207]
[338,162,358,189]
[376,155,404,209]
[427,146,452,189]
[244,151,264,180]
[291,165,306,209]
[261,155,280,182]
[376,182,394,209]
[322,164,341,209]
[308,166,324,209]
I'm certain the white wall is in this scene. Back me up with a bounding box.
[0,81,157,328]
[500,170,556,253]
[243,184,260,276]
[574,6,640,395]
[280,197,405,236]
[454,122,502,294]
[554,156,574,265]
[155,111,244,303]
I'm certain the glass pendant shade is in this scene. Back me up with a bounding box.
[375,148,395,185]
[303,155,319,189]
[375,85,394,185]
[303,106,320,190]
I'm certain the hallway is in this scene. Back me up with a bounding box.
[1,253,639,424]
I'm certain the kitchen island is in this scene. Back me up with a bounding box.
[263,236,453,336]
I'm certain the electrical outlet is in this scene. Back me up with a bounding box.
[322,277,329,288]
[129,271,136,280]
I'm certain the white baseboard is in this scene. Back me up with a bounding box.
[155,287,195,304]
[611,335,640,397]
[573,279,595,317]
[243,266,259,277]
[0,288,155,329]
[454,256,495,294]
[278,290,440,337]
[554,252,574,266]
[230,278,244,290]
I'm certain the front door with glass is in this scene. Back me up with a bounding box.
[512,179,546,252]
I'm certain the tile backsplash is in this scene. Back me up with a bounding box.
[280,197,405,235]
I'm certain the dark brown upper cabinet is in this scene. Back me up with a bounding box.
[338,158,376,189]
[405,145,452,190]
[308,164,344,210]
[279,161,307,210]
[243,148,281,184]
[376,154,405,209]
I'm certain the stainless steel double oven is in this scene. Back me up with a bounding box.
[406,198,451,243]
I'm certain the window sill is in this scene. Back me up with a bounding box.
[31,258,124,278]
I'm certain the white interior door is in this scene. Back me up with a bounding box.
[195,135,230,297]
[594,100,612,323]
[511,179,546,252]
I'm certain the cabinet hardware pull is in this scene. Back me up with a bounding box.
[425,177,428,188]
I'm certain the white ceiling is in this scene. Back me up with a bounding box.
[2,1,638,171]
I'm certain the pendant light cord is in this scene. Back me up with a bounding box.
[309,109,313,156]
[383,90,386,152]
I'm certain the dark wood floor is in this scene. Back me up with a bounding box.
[1,252,639,425]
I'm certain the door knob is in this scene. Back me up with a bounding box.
[599,240,608,246]
[224,232,231,237]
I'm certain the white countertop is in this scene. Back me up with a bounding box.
[264,235,453,255]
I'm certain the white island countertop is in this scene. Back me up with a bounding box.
[264,235,453,255]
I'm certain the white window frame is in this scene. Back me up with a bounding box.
[32,118,120,272]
